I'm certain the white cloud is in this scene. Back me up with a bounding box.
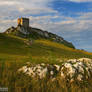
[68,0,92,2]
[0,0,92,51]
[26,12,92,52]
[0,0,57,32]
[28,12,92,34]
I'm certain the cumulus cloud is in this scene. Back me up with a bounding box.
[27,12,92,51]
[0,0,57,32]
[28,12,92,34]
[0,0,92,51]
[68,0,92,2]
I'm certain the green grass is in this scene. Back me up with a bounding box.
[0,33,92,63]
[0,61,92,92]
[0,33,92,92]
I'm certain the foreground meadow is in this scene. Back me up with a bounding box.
[0,34,92,92]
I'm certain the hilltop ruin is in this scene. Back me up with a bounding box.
[17,18,29,28]
[5,17,75,48]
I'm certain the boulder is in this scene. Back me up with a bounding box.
[18,58,92,82]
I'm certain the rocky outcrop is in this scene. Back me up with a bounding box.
[18,58,92,82]
[5,25,75,48]
[5,26,16,34]
[18,63,60,79]
[60,58,92,82]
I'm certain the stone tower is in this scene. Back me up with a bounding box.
[17,17,29,28]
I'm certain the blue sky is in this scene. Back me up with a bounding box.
[0,0,92,52]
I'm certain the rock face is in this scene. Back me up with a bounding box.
[17,18,29,28]
[5,25,75,48]
[4,17,75,48]
[18,58,92,82]
[61,58,92,81]
[18,63,60,79]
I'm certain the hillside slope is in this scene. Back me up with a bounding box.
[0,33,92,92]
[5,26,75,49]
[0,33,92,63]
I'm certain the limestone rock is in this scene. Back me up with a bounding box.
[18,58,92,82]
[4,18,75,49]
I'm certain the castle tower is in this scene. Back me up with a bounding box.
[17,17,29,28]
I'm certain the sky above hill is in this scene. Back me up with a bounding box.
[0,0,92,52]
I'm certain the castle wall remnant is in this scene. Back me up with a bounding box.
[17,18,29,28]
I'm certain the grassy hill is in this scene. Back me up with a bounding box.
[0,33,92,64]
[0,33,92,92]
[5,26,75,49]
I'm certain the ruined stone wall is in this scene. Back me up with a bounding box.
[17,18,29,28]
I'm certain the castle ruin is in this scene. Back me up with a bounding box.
[17,18,29,28]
